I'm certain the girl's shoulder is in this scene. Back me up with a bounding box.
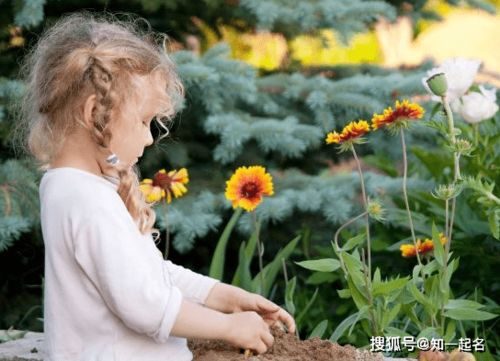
[40,167,122,214]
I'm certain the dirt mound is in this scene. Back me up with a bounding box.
[188,326,385,361]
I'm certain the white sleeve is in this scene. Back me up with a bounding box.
[163,260,220,305]
[73,206,183,344]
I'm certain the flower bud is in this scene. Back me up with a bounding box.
[455,138,473,155]
[426,73,448,97]
[367,200,386,222]
[431,184,463,200]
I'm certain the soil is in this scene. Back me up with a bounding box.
[188,326,385,361]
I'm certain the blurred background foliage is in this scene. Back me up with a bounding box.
[0,0,499,358]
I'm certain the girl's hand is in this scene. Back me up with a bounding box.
[233,292,296,334]
[222,311,274,355]
[205,283,296,333]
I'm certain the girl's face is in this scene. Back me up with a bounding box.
[108,73,166,167]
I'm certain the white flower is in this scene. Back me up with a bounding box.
[422,58,482,103]
[457,86,499,124]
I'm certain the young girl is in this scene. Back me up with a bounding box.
[14,11,295,361]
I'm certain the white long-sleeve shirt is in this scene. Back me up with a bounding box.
[39,167,220,361]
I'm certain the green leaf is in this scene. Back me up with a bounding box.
[373,277,409,297]
[444,299,485,310]
[295,258,341,272]
[341,233,366,252]
[231,218,259,285]
[341,251,367,298]
[306,271,338,285]
[373,267,381,284]
[422,260,440,276]
[444,308,498,321]
[440,258,458,295]
[308,319,328,339]
[401,304,423,329]
[209,208,243,279]
[444,320,456,343]
[417,327,441,341]
[381,303,401,330]
[234,241,253,291]
[413,264,423,284]
[347,276,368,309]
[337,288,351,299]
[329,307,368,342]
[408,282,434,312]
[432,222,445,267]
[384,327,411,338]
[284,276,297,315]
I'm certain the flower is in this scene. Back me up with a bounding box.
[400,233,448,258]
[325,120,370,147]
[139,179,164,203]
[371,100,425,130]
[422,58,481,104]
[140,168,189,204]
[225,166,274,212]
[456,85,499,124]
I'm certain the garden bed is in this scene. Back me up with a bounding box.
[188,326,385,361]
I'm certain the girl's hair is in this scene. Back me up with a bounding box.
[12,11,185,239]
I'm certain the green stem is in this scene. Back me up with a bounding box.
[162,201,170,260]
[445,198,449,240]
[361,248,378,335]
[333,211,368,274]
[350,145,371,280]
[441,96,462,333]
[252,211,265,295]
[442,96,461,242]
[473,123,479,148]
[400,128,423,268]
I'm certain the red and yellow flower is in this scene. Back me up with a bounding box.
[325,120,370,145]
[400,233,447,258]
[140,168,189,204]
[225,166,274,212]
[371,100,424,130]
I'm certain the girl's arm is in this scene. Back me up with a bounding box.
[204,283,296,333]
[171,298,274,354]
[162,259,220,305]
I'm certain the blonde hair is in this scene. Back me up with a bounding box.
[11,11,185,239]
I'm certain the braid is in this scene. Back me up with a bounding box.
[116,167,160,240]
[87,57,115,147]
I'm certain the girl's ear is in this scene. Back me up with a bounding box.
[83,94,97,129]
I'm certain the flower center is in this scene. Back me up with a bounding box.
[241,181,260,199]
[153,172,172,190]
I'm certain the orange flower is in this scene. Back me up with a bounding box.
[400,233,448,258]
[225,166,274,212]
[326,120,370,145]
[371,100,424,130]
[140,168,189,204]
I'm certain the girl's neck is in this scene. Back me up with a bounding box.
[50,136,104,177]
